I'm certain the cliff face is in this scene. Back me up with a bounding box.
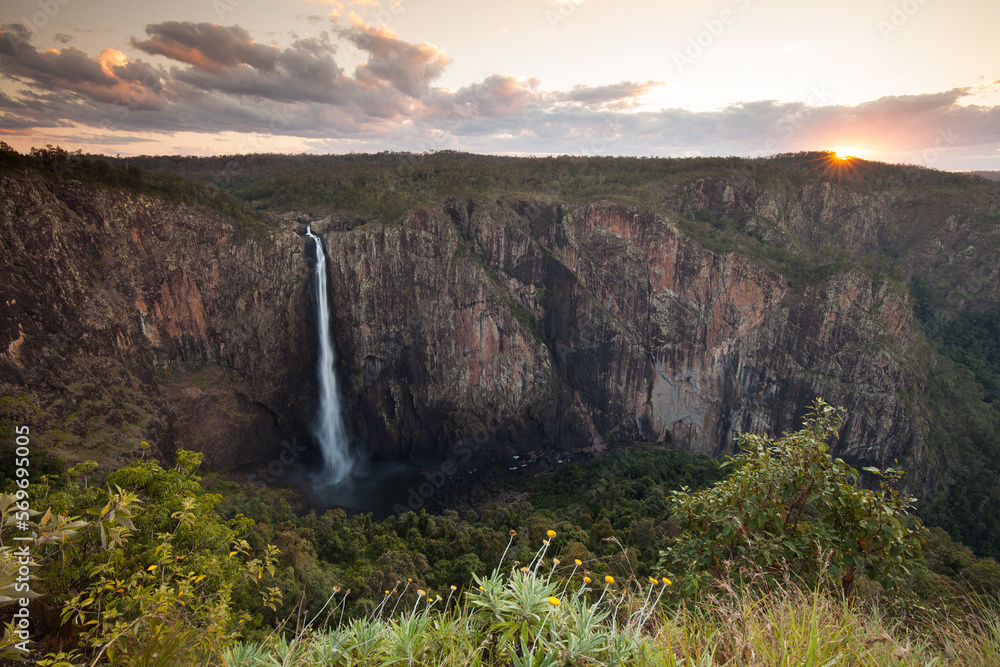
[0,169,312,470]
[666,175,1000,313]
[315,198,927,485]
[0,165,947,492]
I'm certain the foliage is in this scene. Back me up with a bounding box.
[210,447,725,625]
[1,144,272,231]
[221,556,1000,667]
[3,422,1000,663]
[0,492,90,660]
[936,305,1000,407]
[907,285,1000,559]
[0,451,280,665]
[658,400,923,596]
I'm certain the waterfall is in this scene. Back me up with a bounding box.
[306,226,354,484]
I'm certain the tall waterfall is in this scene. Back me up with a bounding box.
[306,226,354,484]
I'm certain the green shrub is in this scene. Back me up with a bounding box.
[658,400,923,596]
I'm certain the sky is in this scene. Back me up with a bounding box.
[1,0,998,169]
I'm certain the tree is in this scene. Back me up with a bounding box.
[658,400,922,595]
[1,451,280,665]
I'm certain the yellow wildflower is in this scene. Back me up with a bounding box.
[662,577,672,586]
[604,575,615,585]
[417,589,426,597]
[548,596,561,607]
[584,576,592,583]
[575,559,582,566]
[547,530,557,538]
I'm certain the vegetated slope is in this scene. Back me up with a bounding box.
[0,147,315,472]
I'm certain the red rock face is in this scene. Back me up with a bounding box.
[0,167,936,489]
[0,171,312,471]
[322,197,927,485]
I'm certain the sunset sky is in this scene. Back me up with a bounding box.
[1,0,998,169]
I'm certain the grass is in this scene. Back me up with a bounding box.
[220,537,1000,667]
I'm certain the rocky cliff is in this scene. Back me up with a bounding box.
[0,167,313,470]
[4,152,997,500]
[665,171,1000,315]
[312,198,928,487]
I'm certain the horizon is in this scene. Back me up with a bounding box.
[16,147,1000,176]
[1,0,998,170]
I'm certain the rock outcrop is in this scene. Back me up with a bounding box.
[0,169,313,470]
[4,161,983,496]
[318,198,927,485]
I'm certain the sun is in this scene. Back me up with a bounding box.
[803,149,868,183]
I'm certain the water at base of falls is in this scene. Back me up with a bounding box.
[306,226,355,485]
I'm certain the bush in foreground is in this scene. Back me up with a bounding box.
[659,400,922,596]
[222,548,1000,667]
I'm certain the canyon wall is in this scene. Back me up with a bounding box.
[0,170,313,470]
[316,198,928,485]
[6,163,987,494]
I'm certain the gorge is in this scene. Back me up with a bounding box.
[1,148,998,554]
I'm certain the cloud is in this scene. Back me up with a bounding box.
[169,35,353,105]
[344,24,449,98]
[0,25,166,109]
[1,22,998,169]
[554,81,665,109]
[131,22,279,74]
[308,0,399,22]
[425,75,545,119]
